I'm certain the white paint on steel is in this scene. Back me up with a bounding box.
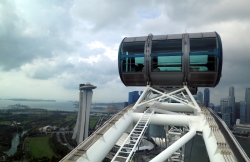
[183,85,200,112]
[153,108,186,115]
[146,102,194,112]
[136,87,185,107]
[62,111,133,162]
[150,128,197,162]
[61,85,250,162]
[132,113,201,128]
[133,86,149,109]
[111,108,155,162]
[203,121,226,161]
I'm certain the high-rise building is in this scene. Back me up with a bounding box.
[209,103,215,111]
[197,91,203,103]
[222,113,231,128]
[225,105,232,125]
[235,102,240,120]
[240,101,246,124]
[128,91,141,105]
[204,88,210,107]
[72,83,96,144]
[220,98,228,113]
[228,86,236,124]
[245,88,250,124]
[225,105,232,114]
[213,105,220,113]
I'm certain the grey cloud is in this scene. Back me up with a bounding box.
[28,54,118,90]
[31,62,75,80]
[0,1,73,71]
[71,0,161,31]
[165,0,250,27]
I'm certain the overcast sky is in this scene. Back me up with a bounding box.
[0,0,250,105]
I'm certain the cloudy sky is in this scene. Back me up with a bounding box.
[0,0,250,105]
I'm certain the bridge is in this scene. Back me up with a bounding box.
[60,32,249,162]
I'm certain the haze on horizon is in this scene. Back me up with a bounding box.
[0,0,250,105]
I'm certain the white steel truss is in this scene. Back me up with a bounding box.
[111,107,155,162]
[60,85,249,162]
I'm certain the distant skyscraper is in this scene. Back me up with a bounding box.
[214,105,220,113]
[209,103,215,110]
[235,102,240,120]
[245,88,250,124]
[220,98,228,113]
[204,88,210,107]
[197,91,203,103]
[240,101,247,124]
[72,83,96,144]
[128,91,140,105]
[222,113,231,128]
[228,86,236,124]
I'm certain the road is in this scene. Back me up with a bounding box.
[56,132,74,150]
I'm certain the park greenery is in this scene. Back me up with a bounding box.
[0,108,78,161]
[0,107,111,161]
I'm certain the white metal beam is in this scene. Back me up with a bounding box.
[150,128,197,162]
[132,113,201,127]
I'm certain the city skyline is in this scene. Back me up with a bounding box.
[0,1,250,105]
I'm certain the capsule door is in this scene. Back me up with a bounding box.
[118,37,148,86]
[149,35,184,86]
[187,32,222,87]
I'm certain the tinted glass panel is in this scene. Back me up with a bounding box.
[121,57,144,72]
[152,39,182,53]
[190,55,217,72]
[151,56,182,72]
[190,38,217,52]
[121,42,145,55]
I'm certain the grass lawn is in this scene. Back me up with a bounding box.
[0,121,11,125]
[65,114,76,121]
[26,135,57,158]
[89,117,98,129]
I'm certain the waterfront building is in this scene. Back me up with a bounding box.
[245,88,250,124]
[204,88,210,107]
[235,119,250,133]
[72,83,96,144]
[197,91,203,103]
[228,86,236,124]
[240,101,247,124]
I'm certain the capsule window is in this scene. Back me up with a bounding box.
[190,38,217,52]
[151,56,182,72]
[151,39,182,53]
[121,42,145,55]
[121,57,144,72]
[189,55,218,72]
[151,39,182,72]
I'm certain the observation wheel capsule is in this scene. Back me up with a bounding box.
[118,32,223,89]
